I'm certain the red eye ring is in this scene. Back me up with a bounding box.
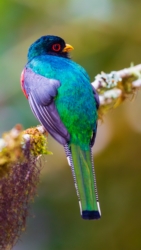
[52,43,61,52]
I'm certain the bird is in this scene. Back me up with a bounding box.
[21,35,101,220]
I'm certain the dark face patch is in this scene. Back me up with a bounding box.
[28,35,69,61]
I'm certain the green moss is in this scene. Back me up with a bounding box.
[0,125,52,179]
[23,127,52,156]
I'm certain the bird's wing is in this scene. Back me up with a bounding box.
[23,68,70,145]
[90,84,100,146]
[91,84,100,110]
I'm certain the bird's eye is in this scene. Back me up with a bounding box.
[52,43,61,52]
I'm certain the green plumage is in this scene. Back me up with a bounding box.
[28,55,97,150]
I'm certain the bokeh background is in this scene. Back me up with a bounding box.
[1,0,141,249]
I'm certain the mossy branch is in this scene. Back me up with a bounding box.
[0,124,52,250]
[91,64,141,116]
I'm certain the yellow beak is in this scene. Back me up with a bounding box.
[62,43,74,52]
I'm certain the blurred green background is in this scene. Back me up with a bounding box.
[1,0,141,249]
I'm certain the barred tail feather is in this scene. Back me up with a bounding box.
[64,143,101,220]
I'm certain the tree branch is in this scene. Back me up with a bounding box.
[91,64,141,115]
[0,125,52,250]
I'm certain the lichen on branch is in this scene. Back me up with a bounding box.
[92,64,141,116]
[0,124,51,250]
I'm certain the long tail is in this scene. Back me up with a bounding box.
[64,143,101,220]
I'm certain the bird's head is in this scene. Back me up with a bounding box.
[27,35,74,61]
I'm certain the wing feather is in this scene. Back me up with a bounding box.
[90,84,100,146]
[24,68,70,145]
